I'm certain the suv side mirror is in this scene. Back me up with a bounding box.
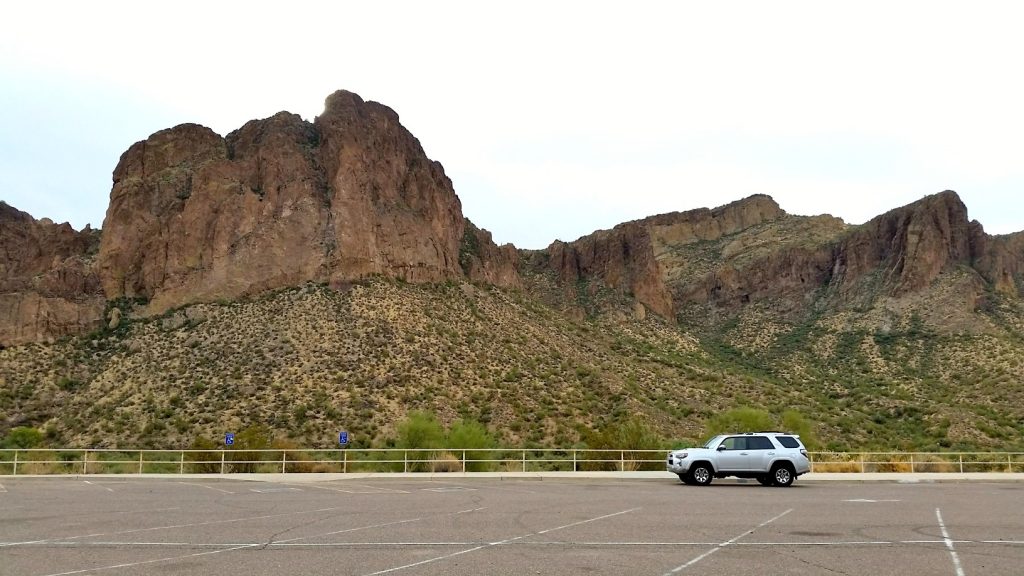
[716,445,726,451]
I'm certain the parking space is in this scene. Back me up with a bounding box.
[0,477,1021,575]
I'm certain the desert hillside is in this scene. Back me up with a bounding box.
[2,90,1023,451]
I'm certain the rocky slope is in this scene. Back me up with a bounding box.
[2,89,1024,450]
[99,90,518,316]
[543,191,1023,332]
[0,202,104,345]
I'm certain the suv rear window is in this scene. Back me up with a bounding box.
[775,436,800,448]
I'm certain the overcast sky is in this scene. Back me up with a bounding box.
[2,1,1023,248]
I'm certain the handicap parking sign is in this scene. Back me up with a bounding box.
[225,432,235,446]
[339,431,349,445]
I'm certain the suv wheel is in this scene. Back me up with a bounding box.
[689,464,713,486]
[770,463,795,487]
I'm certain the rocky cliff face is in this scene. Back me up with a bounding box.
[541,195,788,317]
[542,191,1023,322]
[3,88,1024,345]
[98,90,504,314]
[0,202,104,345]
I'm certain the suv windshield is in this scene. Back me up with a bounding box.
[703,435,725,449]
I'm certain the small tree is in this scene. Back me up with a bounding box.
[584,417,665,471]
[230,425,274,473]
[3,426,44,449]
[781,410,819,450]
[188,435,221,473]
[396,411,444,472]
[447,419,497,471]
[706,407,773,437]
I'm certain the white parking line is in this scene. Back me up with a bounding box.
[662,508,794,575]
[361,508,640,576]
[38,544,257,576]
[250,487,302,493]
[83,480,114,493]
[274,507,486,545]
[937,508,966,576]
[7,537,1024,549]
[284,482,410,494]
[177,482,234,494]
[0,504,354,547]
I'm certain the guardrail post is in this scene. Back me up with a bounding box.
[220,450,225,474]
[959,455,963,474]
[82,449,88,475]
[179,451,185,474]
[860,453,865,474]
[343,450,347,474]
[573,450,577,472]
[139,451,144,474]
[404,451,408,473]
[13,450,18,475]
[910,455,914,473]
[522,450,526,472]
[1009,454,1013,473]
[282,451,287,473]
[620,450,624,472]
[462,450,466,473]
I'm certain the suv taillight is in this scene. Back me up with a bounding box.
[800,449,808,457]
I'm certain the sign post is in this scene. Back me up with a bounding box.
[339,431,349,474]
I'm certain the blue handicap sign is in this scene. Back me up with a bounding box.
[339,431,349,445]
[225,432,235,446]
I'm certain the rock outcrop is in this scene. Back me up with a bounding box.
[542,191,1023,320]
[98,90,503,314]
[3,87,1024,345]
[0,202,104,345]
[460,220,521,288]
[543,195,788,318]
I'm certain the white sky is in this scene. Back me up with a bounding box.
[2,1,1023,248]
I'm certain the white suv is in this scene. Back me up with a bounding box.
[666,432,811,487]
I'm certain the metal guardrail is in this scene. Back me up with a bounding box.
[0,449,1021,475]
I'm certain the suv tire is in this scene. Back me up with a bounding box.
[689,463,713,486]
[770,463,795,487]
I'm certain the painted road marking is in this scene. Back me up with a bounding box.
[0,504,357,547]
[249,487,302,493]
[662,508,794,575]
[38,544,256,576]
[83,481,114,493]
[422,486,477,492]
[361,508,640,576]
[0,482,7,492]
[177,482,234,494]
[937,508,966,576]
[5,538,1023,549]
[273,507,485,545]
[843,499,901,503]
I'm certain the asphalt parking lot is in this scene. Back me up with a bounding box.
[1,476,1022,575]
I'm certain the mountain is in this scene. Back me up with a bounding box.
[2,90,1023,451]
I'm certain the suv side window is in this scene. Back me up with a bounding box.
[775,436,800,449]
[721,437,746,450]
[748,436,774,450]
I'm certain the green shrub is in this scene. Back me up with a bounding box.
[3,427,45,449]
[396,411,444,472]
[447,419,497,471]
[706,407,773,436]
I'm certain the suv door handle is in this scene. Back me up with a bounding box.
[739,452,749,455]
[767,452,775,455]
